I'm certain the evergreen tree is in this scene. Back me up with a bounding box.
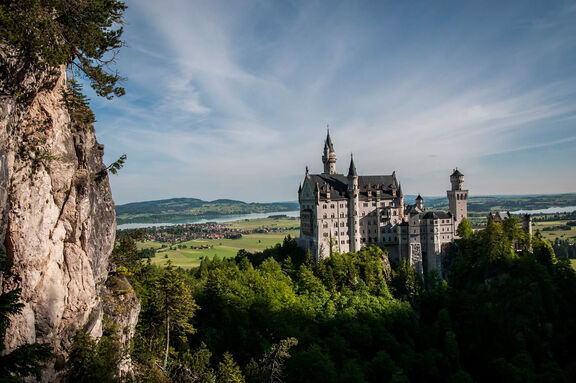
[217,353,245,383]
[0,0,127,98]
[259,337,298,383]
[155,261,197,369]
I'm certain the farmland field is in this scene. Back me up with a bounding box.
[532,220,576,242]
[137,217,299,268]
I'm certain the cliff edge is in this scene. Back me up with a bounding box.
[0,48,138,380]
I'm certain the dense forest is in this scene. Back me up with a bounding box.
[76,218,576,382]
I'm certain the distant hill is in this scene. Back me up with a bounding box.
[406,193,576,213]
[115,198,299,224]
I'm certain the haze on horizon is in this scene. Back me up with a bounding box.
[90,0,576,205]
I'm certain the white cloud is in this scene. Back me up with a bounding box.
[96,0,576,204]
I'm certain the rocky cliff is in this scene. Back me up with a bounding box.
[0,48,139,380]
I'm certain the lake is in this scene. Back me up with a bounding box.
[117,210,300,230]
[510,206,576,215]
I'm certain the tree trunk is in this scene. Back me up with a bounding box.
[164,313,170,370]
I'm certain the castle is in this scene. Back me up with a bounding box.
[298,131,468,275]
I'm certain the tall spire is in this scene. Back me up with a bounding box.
[322,126,337,174]
[347,153,357,177]
[324,125,334,151]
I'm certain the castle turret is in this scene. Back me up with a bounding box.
[322,128,337,174]
[415,194,424,210]
[447,169,468,230]
[347,154,360,252]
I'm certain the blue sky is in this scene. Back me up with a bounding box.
[90,0,576,205]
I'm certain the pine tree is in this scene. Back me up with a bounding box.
[217,353,246,383]
[0,0,127,99]
[154,261,197,370]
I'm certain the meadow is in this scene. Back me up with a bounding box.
[532,220,576,242]
[137,217,299,268]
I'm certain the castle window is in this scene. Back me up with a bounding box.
[331,204,335,208]
[323,233,328,237]
[323,214,327,219]
[323,223,328,228]
[340,213,344,218]
[323,204,327,209]
[340,222,344,227]
[363,203,368,207]
[331,214,335,218]
[372,202,377,206]
[334,222,338,227]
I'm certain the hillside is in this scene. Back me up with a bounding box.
[115,198,299,224]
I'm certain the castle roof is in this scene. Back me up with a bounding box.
[451,169,464,177]
[422,211,452,220]
[415,194,423,201]
[307,173,397,200]
[324,129,334,151]
[348,154,357,177]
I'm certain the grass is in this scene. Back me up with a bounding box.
[227,216,300,230]
[140,226,299,269]
[571,259,576,271]
[533,220,576,242]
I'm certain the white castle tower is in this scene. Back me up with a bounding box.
[447,169,468,230]
[322,129,337,175]
[347,154,360,252]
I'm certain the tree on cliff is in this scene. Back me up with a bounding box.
[0,0,127,99]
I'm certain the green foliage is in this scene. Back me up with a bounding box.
[217,353,245,383]
[112,232,141,272]
[65,80,95,127]
[176,343,216,383]
[0,342,53,383]
[258,337,298,383]
[456,218,473,239]
[391,259,422,305]
[66,329,122,383]
[128,228,576,382]
[0,249,53,382]
[0,0,127,98]
[107,154,127,175]
[155,261,197,369]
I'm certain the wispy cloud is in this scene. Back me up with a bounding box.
[92,0,576,204]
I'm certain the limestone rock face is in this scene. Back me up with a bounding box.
[0,48,138,380]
